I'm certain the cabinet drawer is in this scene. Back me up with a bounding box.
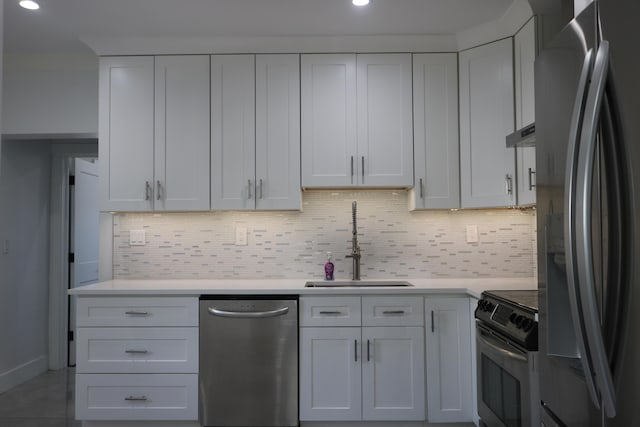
[76,327,198,374]
[76,297,198,327]
[75,373,198,420]
[300,296,361,327]
[362,296,424,326]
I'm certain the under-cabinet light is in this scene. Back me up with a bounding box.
[19,0,40,10]
[353,0,370,6]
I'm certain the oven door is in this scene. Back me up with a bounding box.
[476,323,535,427]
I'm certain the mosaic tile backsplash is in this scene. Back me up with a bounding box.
[113,190,537,279]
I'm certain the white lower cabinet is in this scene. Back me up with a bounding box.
[424,296,474,423]
[299,296,425,422]
[75,296,199,422]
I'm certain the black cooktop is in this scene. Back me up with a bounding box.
[483,289,539,313]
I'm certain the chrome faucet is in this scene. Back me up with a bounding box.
[345,201,361,280]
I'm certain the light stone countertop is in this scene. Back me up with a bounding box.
[68,277,537,299]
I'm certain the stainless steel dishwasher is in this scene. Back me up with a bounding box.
[199,296,298,427]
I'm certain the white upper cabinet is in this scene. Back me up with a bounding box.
[459,38,516,208]
[211,54,300,210]
[99,56,210,212]
[301,54,357,187]
[515,18,537,206]
[154,56,210,211]
[356,54,413,187]
[255,54,301,210]
[210,55,256,210]
[99,57,155,211]
[301,54,413,188]
[411,53,460,210]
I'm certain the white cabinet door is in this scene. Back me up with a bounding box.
[411,53,460,209]
[255,54,301,210]
[357,54,413,187]
[301,54,357,187]
[299,327,362,421]
[154,56,210,211]
[362,326,425,421]
[99,57,154,211]
[515,18,537,206]
[424,297,473,423]
[459,38,516,208]
[210,55,256,210]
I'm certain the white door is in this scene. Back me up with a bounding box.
[255,54,301,210]
[356,54,413,187]
[210,55,256,210]
[70,157,100,365]
[301,54,357,187]
[299,327,362,421]
[459,38,516,208]
[412,53,460,209]
[154,55,210,211]
[424,297,473,423]
[361,326,425,421]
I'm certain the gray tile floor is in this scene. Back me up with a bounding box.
[0,368,80,427]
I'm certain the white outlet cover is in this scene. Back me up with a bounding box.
[130,229,146,246]
[466,225,478,243]
[235,227,248,246]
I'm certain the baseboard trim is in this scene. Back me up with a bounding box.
[0,355,48,393]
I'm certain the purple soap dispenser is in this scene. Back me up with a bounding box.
[324,252,335,281]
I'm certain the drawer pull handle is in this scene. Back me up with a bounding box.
[319,311,343,316]
[125,396,148,402]
[382,310,406,315]
[125,349,149,354]
[125,311,149,316]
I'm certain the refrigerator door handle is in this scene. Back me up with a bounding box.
[563,48,601,409]
[575,40,617,418]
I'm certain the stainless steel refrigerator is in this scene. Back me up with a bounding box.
[536,0,640,425]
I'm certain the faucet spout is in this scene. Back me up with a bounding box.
[345,201,361,280]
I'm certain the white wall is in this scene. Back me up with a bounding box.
[2,52,98,136]
[0,140,51,393]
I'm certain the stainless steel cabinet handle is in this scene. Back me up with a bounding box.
[505,174,513,195]
[156,180,162,200]
[125,349,149,354]
[125,310,149,316]
[419,178,424,199]
[354,339,358,362]
[208,306,289,319]
[318,311,342,315]
[350,156,354,182]
[259,179,263,199]
[382,310,406,315]
[431,310,435,333]
[528,168,536,191]
[361,156,365,182]
[248,179,252,199]
[125,396,148,402]
[367,339,371,362]
[145,181,151,200]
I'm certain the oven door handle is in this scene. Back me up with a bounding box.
[477,327,527,363]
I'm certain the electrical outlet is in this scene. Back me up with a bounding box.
[235,227,248,246]
[466,225,478,243]
[129,230,146,246]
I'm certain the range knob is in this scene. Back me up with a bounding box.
[485,302,495,312]
[515,315,524,328]
[509,313,518,323]
[522,318,535,331]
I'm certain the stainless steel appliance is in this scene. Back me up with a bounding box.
[199,296,299,427]
[475,290,540,427]
[535,0,638,425]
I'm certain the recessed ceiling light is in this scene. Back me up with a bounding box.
[19,0,40,10]
[352,0,369,6]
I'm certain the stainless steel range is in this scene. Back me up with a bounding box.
[475,290,539,427]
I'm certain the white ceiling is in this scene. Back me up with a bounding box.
[4,0,516,54]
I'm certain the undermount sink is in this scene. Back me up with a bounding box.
[304,280,413,288]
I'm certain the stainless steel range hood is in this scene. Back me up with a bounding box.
[506,122,535,147]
